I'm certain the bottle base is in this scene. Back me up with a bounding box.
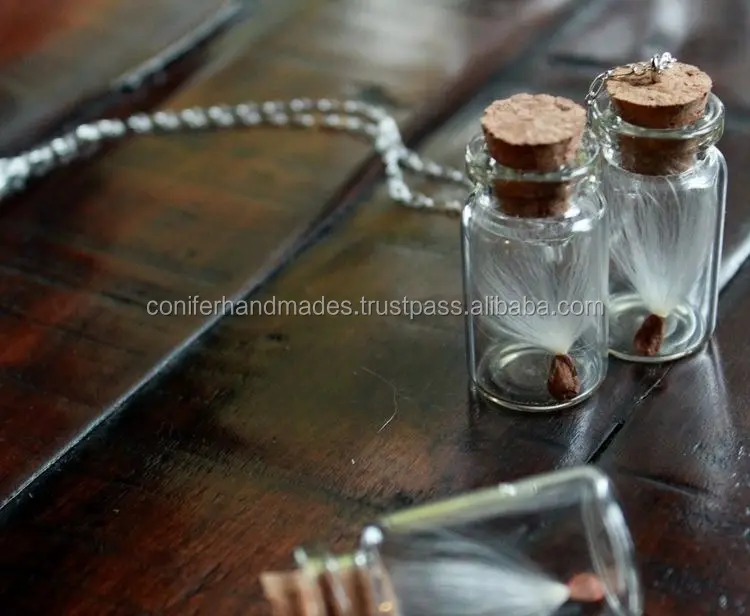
[608,293,709,363]
[474,342,604,412]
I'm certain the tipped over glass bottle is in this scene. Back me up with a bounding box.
[461,94,608,412]
[261,466,643,616]
[589,57,727,362]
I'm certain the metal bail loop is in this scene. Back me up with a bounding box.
[585,69,613,110]
[650,51,676,73]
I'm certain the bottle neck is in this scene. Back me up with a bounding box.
[590,92,724,176]
[464,133,599,218]
[261,551,397,616]
[491,173,597,218]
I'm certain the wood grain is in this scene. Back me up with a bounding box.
[0,0,581,509]
[598,267,750,611]
[0,1,749,615]
[0,0,240,153]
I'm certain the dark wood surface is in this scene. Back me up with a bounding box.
[0,1,749,614]
[0,0,244,154]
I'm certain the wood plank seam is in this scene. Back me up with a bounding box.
[0,0,604,515]
[588,366,674,463]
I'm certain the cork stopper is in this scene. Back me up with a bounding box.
[605,62,712,175]
[481,93,586,217]
[261,570,325,616]
[261,560,386,616]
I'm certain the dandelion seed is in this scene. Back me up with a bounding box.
[606,171,717,355]
[473,233,600,399]
[388,532,573,616]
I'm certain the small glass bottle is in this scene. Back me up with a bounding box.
[261,466,643,616]
[461,94,608,412]
[588,55,727,362]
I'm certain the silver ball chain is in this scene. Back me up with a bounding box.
[0,98,470,215]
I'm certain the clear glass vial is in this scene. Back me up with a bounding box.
[460,132,608,412]
[264,466,643,616]
[590,91,727,362]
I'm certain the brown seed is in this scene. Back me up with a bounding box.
[547,354,580,401]
[633,314,665,356]
[567,572,606,603]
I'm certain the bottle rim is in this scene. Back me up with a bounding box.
[589,91,724,144]
[464,128,601,186]
[463,130,604,229]
[583,470,643,616]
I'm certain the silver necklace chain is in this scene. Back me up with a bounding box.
[0,98,470,215]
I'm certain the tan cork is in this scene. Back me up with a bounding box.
[261,570,325,616]
[261,563,382,616]
[481,93,586,217]
[605,62,712,175]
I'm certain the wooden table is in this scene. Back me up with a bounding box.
[0,1,749,614]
